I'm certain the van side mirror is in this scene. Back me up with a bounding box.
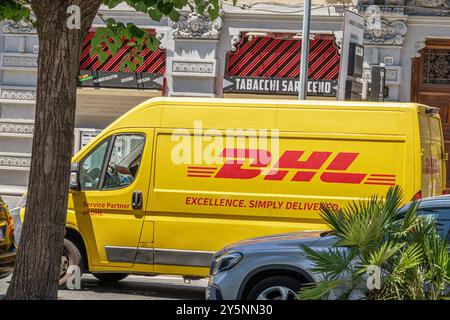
[69,163,81,191]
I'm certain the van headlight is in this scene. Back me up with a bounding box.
[212,252,243,276]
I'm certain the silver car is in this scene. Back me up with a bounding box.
[206,230,336,300]
[207,196,450,300]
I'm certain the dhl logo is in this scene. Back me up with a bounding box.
[187,148,396,186]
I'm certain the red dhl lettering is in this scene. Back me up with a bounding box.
[186,148,396,186]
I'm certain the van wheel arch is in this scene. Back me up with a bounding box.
[65,227,89,271]
[238,265,313,300]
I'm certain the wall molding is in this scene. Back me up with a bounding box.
[0,87,37,101]
[0,120,34,136]
[1,53,38,69]
[171,59,217,77]
[0,152,31,169]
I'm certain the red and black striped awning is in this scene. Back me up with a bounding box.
[224,35,340,97]
[226,35,340,80]
[80,31,166,74]
[78,30,166,90]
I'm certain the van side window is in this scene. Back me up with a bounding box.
[102,134,145,190]
[80,139,110,190]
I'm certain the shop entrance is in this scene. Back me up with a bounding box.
[412,38,450,188]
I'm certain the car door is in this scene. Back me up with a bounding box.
[72,129,153,268]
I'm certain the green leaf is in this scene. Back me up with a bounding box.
[135,55,144,66]
[168,9,180,22]
[145,36,159,51]
[172,0,186,9]
[102,0,123,9]
[143,0,158,6]
[196,3,206,14]
[134,1,149,12]
[97,50,109,64]
[127,61,138,72]
[157,1,174,15]
[148,7,163,21]
[127,23,146,39]
[120,56,137,72]
[208,5,219,21]
[105,18,116,26]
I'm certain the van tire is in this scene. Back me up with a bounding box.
[246,276,302,300]
[93,273,129,283]
[59,238,84,289]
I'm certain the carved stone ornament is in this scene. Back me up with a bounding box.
[169,11,223,39]
[364,18,407,45]
[333,31,343,54]
[413,0,450,8]
[2,21,36,34]
[155,32,167,50]
[362,67,372,80]
[230,34,242,51]
[413,39,427,57]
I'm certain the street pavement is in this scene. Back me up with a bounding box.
[0,274,208,300]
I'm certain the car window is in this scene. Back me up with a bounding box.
[416,208,450,239]
[80,139,110,190]
[102,134,145,190]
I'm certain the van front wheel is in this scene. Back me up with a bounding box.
[59,238,84,289]
[93,273,129,283]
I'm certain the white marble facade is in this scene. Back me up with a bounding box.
[1,1,450,206]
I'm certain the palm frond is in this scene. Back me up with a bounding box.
[301,245,354,280]
[394,243,423,274]
[298,279,345,300]
[307,186,450,300]
[367,241,405,266]
[389,200,419,237]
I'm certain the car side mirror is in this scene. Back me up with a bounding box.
[69,163,81,191]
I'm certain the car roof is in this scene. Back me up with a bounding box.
[401,195,450,211]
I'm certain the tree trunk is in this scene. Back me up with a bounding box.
[5,0,101,300]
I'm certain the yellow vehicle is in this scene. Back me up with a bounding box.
[0,196,16,279]
[19,98,447,285]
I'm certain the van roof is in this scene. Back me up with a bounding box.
[132,97,436,113]
[74,97,438,160]
[100,97,438,135]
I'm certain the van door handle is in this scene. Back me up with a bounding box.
[132,191,143,210]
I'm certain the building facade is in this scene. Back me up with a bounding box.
[1,0,450,206]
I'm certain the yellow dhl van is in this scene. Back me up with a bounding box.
[20,97,446,284]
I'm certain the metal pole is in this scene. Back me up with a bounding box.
[298,0,312,100]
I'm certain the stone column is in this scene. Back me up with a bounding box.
[166,11,223,97]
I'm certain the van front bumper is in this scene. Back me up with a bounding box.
[0,246,16,279]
